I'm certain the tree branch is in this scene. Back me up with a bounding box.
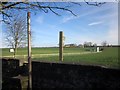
[84,0,106,7]
[1,2,106,24]
[2,2,21,10]
[41,6,77,16]
[48,7,61,16]
[70,2,81,6]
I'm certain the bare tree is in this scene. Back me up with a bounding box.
[101,41,108,47]
[93,43,97,47]
[5,14,27,58]
[83,41,92,47]
[0,1,106,24]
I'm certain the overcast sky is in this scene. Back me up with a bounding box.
[1,2,118,48]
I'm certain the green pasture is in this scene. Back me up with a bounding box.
[1,47,120,69]
[2,47,86,56]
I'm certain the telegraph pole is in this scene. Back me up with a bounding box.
[27,12,32,90]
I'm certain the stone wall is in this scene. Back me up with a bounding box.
[32,61,120,89]
[2,58,20,78]
[1,58,21,90]
[1,59,120,89]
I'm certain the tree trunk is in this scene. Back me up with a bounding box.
[14,42,18,58]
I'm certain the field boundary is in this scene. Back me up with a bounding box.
[2,52,99,58]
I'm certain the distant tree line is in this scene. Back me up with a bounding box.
[64,41,117,48]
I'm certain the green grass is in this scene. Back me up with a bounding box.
[1,47,119,69]
[2,47,87,56]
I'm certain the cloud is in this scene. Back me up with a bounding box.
[61,3,116,24]
[88,21,103,26]
[61,16,80,23]
[35,16,44,24]
[61,9,99,23]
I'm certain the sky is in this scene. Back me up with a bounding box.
[1,2,119,48]
[0,15,2,48]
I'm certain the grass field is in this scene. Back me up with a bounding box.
[1,47,119,69]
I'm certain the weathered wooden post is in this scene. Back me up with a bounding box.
[59,31,64,61]
[27,12,32,90]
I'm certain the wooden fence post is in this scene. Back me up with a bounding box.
[27,12,32,90]
[59,31,63,61]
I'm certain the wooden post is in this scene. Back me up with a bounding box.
[59,31,63,61]
[27,12,32,90]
